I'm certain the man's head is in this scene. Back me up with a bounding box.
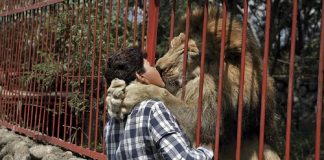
[105,46,165,87]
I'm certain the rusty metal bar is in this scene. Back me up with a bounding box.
[68,1,79,143]
[169,0,176,45]
[57,3,66,139]
[259,0,272,159]
[181,0,191,100]
[236,0,248,159]
[284,0,298,159]
[196,0,208,147]
[88,0,100,149]
[63,0,75,142]
[315,0,324,159]
[75,0,86,144]
[103,0,113,152]
[146,0,159,65]
[133,0,138,46]
[123,0,129,47]
[51,4,59,137]
[214,0,227,159]
[114,0,121,49]
[95,0,106,152]
[30,8,40,131]
[17,12,26,126]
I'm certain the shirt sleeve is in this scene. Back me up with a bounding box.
[148,101,214,160]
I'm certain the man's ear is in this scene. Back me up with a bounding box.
[136,72,150,84]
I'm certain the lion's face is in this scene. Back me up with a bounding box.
[156,33,199,94]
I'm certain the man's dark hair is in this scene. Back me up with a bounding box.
[104,46,147,86]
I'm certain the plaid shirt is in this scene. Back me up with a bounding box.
[104,99,213,160]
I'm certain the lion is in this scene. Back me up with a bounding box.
[106,7,280,159]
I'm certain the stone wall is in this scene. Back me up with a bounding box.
[0,126,87,160]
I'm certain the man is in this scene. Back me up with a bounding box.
[104,47,213,160]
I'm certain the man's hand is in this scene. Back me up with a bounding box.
[106,79,128,119]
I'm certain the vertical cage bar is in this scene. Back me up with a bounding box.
[103,0,113,152]
[81,0,93,146]
[95,0,106,152]
[259,0,272,159]
[63,1,75,142]
[236,0,248,159]
[88,0,100,149]
[146,0,159,65]
[75,0,86,144]
[214,0,227,159]
[181,0,190,100]
[195,0,208,147]
[169,0,176,45]
[114,0,120,49]
[133,0,138,46]
[122,0,129,47]
[285,0,298,159]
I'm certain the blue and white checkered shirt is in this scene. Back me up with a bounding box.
[104,99,213,160]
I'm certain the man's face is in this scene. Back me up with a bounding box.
[140,59,165,88]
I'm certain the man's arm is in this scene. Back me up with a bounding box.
[148,101,213,160]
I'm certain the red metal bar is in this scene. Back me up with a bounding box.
[17,13,26,127]
[285,0,298,159]
[95,0,106,151]
[259,0,272,159]
[41,6,51,135]
[236,0,248,159]
[315,0,324,159]
[140,0,147,51]
[69,2,79,143]
[46,5,55,136]
[23,11,32,128]
[214,0,227,159]
[146,0,159,65]
[75,0,86,144]
[181,0,190,100]
[26,9,37,130]
[195,1,208,147]
[81,0,93,145]
[4,16,11,122]
[35,8,44,133]
[63,1,75,142]
[15,13,24,125]
[122,0,129,47]
[57,3,66,139]
[133,0,138,46]
[114,0,121,49]
[30,9,41,131]
[169,0,176,45]
[103,0,113,152]
[51,4,59,137]
[88,0,100,150]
